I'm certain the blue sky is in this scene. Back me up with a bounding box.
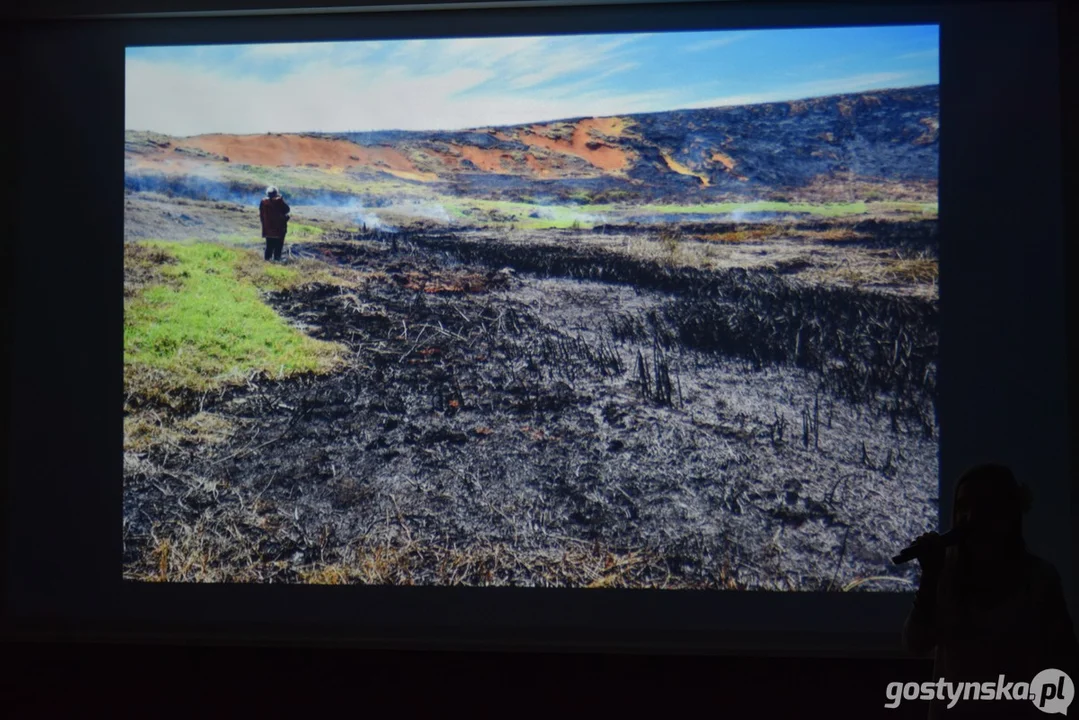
[126,25,938,136]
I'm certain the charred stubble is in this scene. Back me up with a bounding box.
[123,225,937,589]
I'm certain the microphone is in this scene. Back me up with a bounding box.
[892,526,967,565]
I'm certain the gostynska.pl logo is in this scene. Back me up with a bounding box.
[885,669,1073,714]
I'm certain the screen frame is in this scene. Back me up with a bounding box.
[6,0,1069,656]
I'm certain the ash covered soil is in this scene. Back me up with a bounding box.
[123,221,938,590]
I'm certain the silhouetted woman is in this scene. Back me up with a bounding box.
[903,464,1078,717]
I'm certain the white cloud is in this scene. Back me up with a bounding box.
[126,34,660,134]
[507,46,631,90]
[127,58,495,134]
[439,36,549,67]
[432,34,643,90]
[126,36,927,135]
[538,62,640,98]
[126,55,677,134]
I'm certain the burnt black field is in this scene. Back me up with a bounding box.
[122,80,940,588]
[122,219,938,590]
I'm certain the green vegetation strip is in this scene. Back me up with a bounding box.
[214,164,937,227]
[444,198,937,228]
[124,240,343,397]
[633,201,874,217]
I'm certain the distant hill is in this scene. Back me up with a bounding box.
[125,84,938,204]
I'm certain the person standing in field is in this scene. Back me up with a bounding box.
[259,186,291,262]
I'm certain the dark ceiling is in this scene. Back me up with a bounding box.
[8,0,703,21]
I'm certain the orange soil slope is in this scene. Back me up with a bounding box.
[450,144,517,174]
[127,119,637,181]
[660,151,710,187]
[710,151,748,182]
[513,117,634,172]
[127,116,756,185]
[175,134,438,181]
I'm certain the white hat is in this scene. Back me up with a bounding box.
[266,186,279,197]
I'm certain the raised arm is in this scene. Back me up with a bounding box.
[901,532,946,656]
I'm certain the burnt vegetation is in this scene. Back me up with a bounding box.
[405,224,936,431]
[124,217,938,590]
[123,85,940,589]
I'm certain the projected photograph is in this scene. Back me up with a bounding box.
[123,26,940,589]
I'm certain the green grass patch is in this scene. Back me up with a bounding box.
[215,233,260,246]
[866,201,938,215]
[445,199,602,229]
[630,201,870,217]
[287,223,325,240]
[216,222,326,248]
[124,240,345,404]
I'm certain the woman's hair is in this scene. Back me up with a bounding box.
[266,186,279,197]
[940,465,1033,606]
[953,463,1033,540]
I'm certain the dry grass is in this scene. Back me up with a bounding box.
[696,227,775,243]
[337,540,687,588]
[797,227,871,242]
[130,516,275,584]
[123,492,888,589]
[124,242,181,297]
[818,256,938,291]
[658,227,683,259]
[124,447,746,588]
[611,222,936,296]
[622,232,757,272]
[124,411,180,453]
[399,268,508,294]
[128,524,745,589]
[788,176,937,204]
[695,225,867,244]
[231,250,360,293]
[882,257,939,284]
[620,228,733,271]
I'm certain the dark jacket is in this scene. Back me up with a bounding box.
[903,548,1079,718]
[259,196,291,238]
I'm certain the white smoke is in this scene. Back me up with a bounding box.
[730,207,749,222]
[528,206,558,220]
[356,210,388,230]
[527,205,607,226]
[729,203,765,223]
[573,212,608,225]
[295,194,395,232]
[404,203,452,223]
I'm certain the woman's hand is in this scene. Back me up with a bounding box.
[911,531,945,584]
